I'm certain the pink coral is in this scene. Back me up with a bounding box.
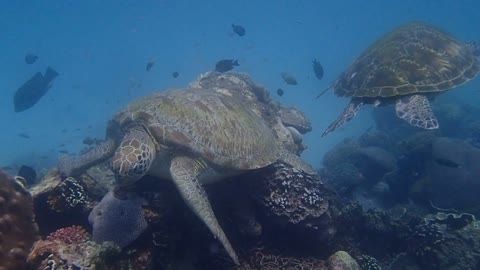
[46,225,89,244]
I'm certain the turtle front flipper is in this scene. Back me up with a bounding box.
[58,138,117,176]
[112,125,157,186]
[322,99,363,137]
[169,156,239,265]
[395,94,439,129]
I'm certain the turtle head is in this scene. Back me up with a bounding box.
[111,125,157,187]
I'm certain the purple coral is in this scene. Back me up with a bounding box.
[88,191,147,248]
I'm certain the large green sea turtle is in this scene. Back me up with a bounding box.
[58,87,314,265]
[322,22,480,137]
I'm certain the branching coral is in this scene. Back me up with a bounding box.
[31,170,87,213]
[48,177,87,211]
[356,255,382,270]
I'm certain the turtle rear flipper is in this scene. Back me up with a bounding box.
[322,99,363,137]
[395,94,439,129]
[169,156,239,265]
[58,138,117,176]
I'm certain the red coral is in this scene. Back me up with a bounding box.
[46,225,89,244]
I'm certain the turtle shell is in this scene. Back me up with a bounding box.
[114,88,280,170]
[335,22,480,98]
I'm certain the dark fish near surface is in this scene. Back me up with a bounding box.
[17,165,37,185]
[172,71,179,78]
[146,61,155,71]
[215,59,239,72]
[277,88,284,96]
[18,132,31,139]
[312,58,324,80]
[25,53,38,64]
[232,24,246,36]
[14,66,59,112]
[434,157,460,168]
[281,72,298,85]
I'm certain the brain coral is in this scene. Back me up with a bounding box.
[88,191,147,248]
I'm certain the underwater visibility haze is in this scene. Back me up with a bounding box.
[1,1,480,269]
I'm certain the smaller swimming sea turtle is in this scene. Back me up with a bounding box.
[58,87,315,265]
[322,22,480,137]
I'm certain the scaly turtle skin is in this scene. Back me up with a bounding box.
[58,87,314,265]
[323,22,480,137]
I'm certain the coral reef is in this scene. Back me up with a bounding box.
[356,255,382,270]
[355,146,397,174]
[242,248,328,270]
[371,106,420,140]
[48,176,87,212]
[427,137,480,211]
[0,170,39,270]
[46,225,89,244]
[407,223,445,259]
[20,71,480,269]
[333,202,420,264]
[203,246,362,270]
[320,139,365,195]
[426,212,475,230]
[248,162,334,228]
[27,225,121,269]
[403,212,480,269]
[327,251,360,270]
[357,130,392,150]
[30,170,90,235]
[320,137,397,204]
[89,191,147,248]
[30,170,88,213]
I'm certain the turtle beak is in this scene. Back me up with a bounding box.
[111,159,145,187]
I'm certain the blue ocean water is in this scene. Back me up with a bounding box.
[1,0,479,172]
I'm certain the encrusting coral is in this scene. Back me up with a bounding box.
[0,170,39,270]
[27,225,121,270]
